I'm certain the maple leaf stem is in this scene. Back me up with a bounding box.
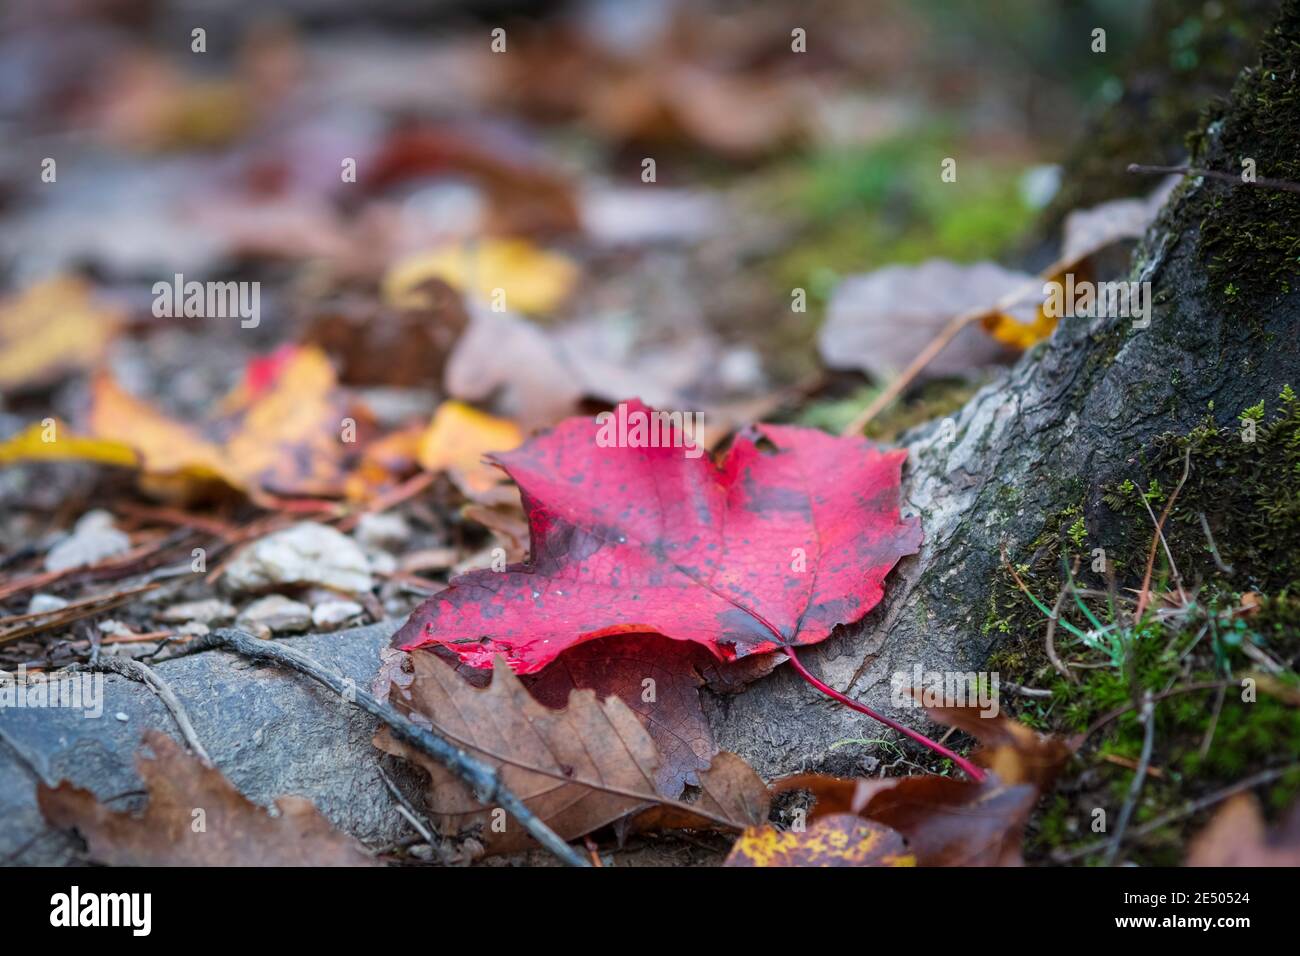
[784,647,987,782]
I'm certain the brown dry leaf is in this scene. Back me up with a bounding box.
[461,500,530,563]
[375,651,766,855]
[305,278,469,387]
[724,814,915,867]
[0,278,121,392]
[818,260,1034,380]
[444,308,585,429]
[38,731,376,866]
[1186,794,1300,866]
[365,124,581,236]
[522,633,719,798]
[417,400,523,502]
[768,706,1073,866]
[1057,178,1178,272]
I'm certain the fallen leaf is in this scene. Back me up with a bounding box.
[443,308,584,429]
[375,651,766,854]
[365,123,581,236]
[818,260,1033,380]
[523,633,719,798]
[0,278,121,392]
[384,238,578,315]
[38,731,376,866]
[724,814,915,867]
[394,399,922,672]
[769,705,1073,866]
[1186,793,1300,866]
[417,400,523,501]
[3,345,372,505]
[0,419,137,469]
[304,278,469,388]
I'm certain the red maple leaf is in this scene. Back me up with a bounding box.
[394,400,983,779]
[396,399,921,667]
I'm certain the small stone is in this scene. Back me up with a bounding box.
[97,619,133,637]
[236,595,312,635]
[177,621,210,637]
[114,712,128,722]
[311,599,364,630]
[157,599,236,625]
[367,549,398,576]
[223,522,373,595]
[354,512,411,550]
[44,510,131,572]
[26,593,69,615]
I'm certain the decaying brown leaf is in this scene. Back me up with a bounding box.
[522,634,719,798]
[725,814,915,867]
[1186,793,1300,866]
[376,651,767,855]
[38,731,376,866]
[767,705,1074,866]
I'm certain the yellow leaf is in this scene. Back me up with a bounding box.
[88,372,231,483]
[2,346,362,505]
[725,815,916,867]
[0,278,120,391]
[418,401,523,499]
[384,239,578,314]
[0,420,138,468]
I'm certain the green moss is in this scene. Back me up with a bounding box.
[1191,1,1300,321]
[990,387,1300,863]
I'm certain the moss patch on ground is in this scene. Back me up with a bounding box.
[984,386,1300,864]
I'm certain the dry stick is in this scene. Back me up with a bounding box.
[1102,690,1155,867]
[1132,446,1192,623]
[199,630,588,867]
[1127,162,1300,194]
[1198,512,1235,574]
[1200,683,1227,760]
[0,583,160,646]
[70,657,210,764]
[376,764,436,845]
[1044,585,1075,685]
[1052,762,1300,863]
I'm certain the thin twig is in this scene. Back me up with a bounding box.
[1102,691,1155,866]
[199,628,589,868]
[377,763,436,844]
[68,657,210,764]
[1133,446,1192,621]
[1044,585,1075,684]
[1200,683,1227,759]
[1198,512,1234,574]
[1127,162,1300,194]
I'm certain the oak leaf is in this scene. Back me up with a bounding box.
[38,731,376,866]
